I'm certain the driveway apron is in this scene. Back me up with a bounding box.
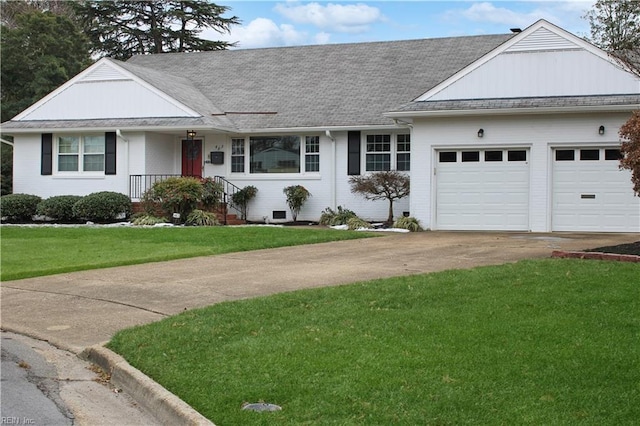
[1,231,638,353]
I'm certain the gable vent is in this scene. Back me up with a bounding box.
[79,63,130,82]
[506,27,579,52]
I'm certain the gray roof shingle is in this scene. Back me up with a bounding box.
[124,34,514,130]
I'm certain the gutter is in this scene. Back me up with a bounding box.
[325,130,337,210]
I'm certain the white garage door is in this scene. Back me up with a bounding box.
[552,147,640,232]
[436,149,530,231]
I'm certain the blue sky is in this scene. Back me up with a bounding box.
[204,1,595,49]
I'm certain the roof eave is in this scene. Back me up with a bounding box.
[385,103,640,119]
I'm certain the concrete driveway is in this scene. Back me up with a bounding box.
[1,231,638,353]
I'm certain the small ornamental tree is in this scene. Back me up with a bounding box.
[349,171,410,224]
[619,111,640,195]
[283,185,311,222]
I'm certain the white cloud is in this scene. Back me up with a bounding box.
[275,2,384,33]
[205,17,308,49]
[314,32,332,44]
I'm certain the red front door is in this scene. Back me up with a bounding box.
[182,139,202,177]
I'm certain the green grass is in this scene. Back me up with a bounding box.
[0,226,373,281]
[108,259,640,425]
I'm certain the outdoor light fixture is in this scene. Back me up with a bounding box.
[186,130,197,140]
[598,125,605,135]
[477,128,484,138]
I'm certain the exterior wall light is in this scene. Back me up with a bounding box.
[477,128,484,138]
[186,130,197,140]
[598,125,605,135]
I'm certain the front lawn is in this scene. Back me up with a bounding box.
[108,259,640,425]
[0,226,373,281]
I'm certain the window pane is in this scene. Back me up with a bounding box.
[305,136,319,153]
[84,136,105,153]
[58,155,78,171]
[83,154,105,171]
[508,150,527,162]
[556,150,574,161]
[366,134,390,152]
[305,154,319,172]
[462,151,480,162]
[59,137,79,154]
[605,149,622,160]
[250,136,300,173]
[485,150,503,162]
[397,134,410,152]
[231,156,244,173]
[366,154,390,171]
[439,151,456,162]
[231,139,245,155]
[580,149,599,161]
[397,153,410,171]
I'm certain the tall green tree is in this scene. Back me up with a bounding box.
[585,0,640,77]
[1,11,92,122]
[72,1,240,60]
[0,0,74,28]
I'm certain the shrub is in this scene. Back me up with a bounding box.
[319,206,357,226]
[72,191,132,222]
[131,213,169,226]
[231,185,257,220]
[186,209,219,226]
[201,178,224,210]
[393,216,423,232]
[144,177,203,222]
[36,195,83,222]
[283,185,311,222]
[0,193,42,221]
[349,170,410,224]
[347,217,371,230]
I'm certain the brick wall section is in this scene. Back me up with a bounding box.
[551,251,640,263]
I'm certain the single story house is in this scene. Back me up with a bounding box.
[3,19,639,232]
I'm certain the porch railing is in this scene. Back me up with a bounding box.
[214,176,246,222]
[129,174,182,199]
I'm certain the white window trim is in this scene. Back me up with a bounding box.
[363,133,411,172]
[54,134,105,176]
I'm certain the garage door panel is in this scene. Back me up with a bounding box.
[436,149,529,231]
[552,148,640,232]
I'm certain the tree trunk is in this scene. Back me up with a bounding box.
[387,199,394,225]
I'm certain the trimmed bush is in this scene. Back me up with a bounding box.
[393,216,423,232]
[231,185,257,220]
[319,206,357,226]
[283,185,311,222]
[36,195,83,222]
[1,193,42,221]
[186,209,219,226]
[143,177,203,222]
[72,191,132,222]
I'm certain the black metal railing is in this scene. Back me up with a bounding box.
[129,174,182,199]
[214,176,246,222]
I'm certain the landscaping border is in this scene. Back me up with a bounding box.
[551,250,640,263]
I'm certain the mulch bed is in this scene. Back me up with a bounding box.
[552,240,640,263]
[586,241,640,256]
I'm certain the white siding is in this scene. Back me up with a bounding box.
[145,133,178,174]
[21,80,196,120]
[505,27,579,52]
[13,133,129,199]
[428,49,638,101]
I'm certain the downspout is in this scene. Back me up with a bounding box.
[325,130,337,210]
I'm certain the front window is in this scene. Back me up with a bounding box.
[305,136,320,172]
[396,134,410,171]
[250,136,300,173]
[231,138,245,173]
[366,134,391,171]
[57,135,105,172]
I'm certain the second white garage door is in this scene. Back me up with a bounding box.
[436,149,530,231]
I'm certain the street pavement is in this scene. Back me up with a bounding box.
[1,230,638,424]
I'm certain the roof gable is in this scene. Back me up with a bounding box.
[416,19,639,102]
[14,58,202,121]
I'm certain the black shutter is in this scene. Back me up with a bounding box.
[105,132,116,175]
[347,131,361,175]
[41,133,53,175]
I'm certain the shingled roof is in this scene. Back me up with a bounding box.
[123,34,514,130]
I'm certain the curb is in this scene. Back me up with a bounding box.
[551,250,640,263]
[80,345,214,426]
